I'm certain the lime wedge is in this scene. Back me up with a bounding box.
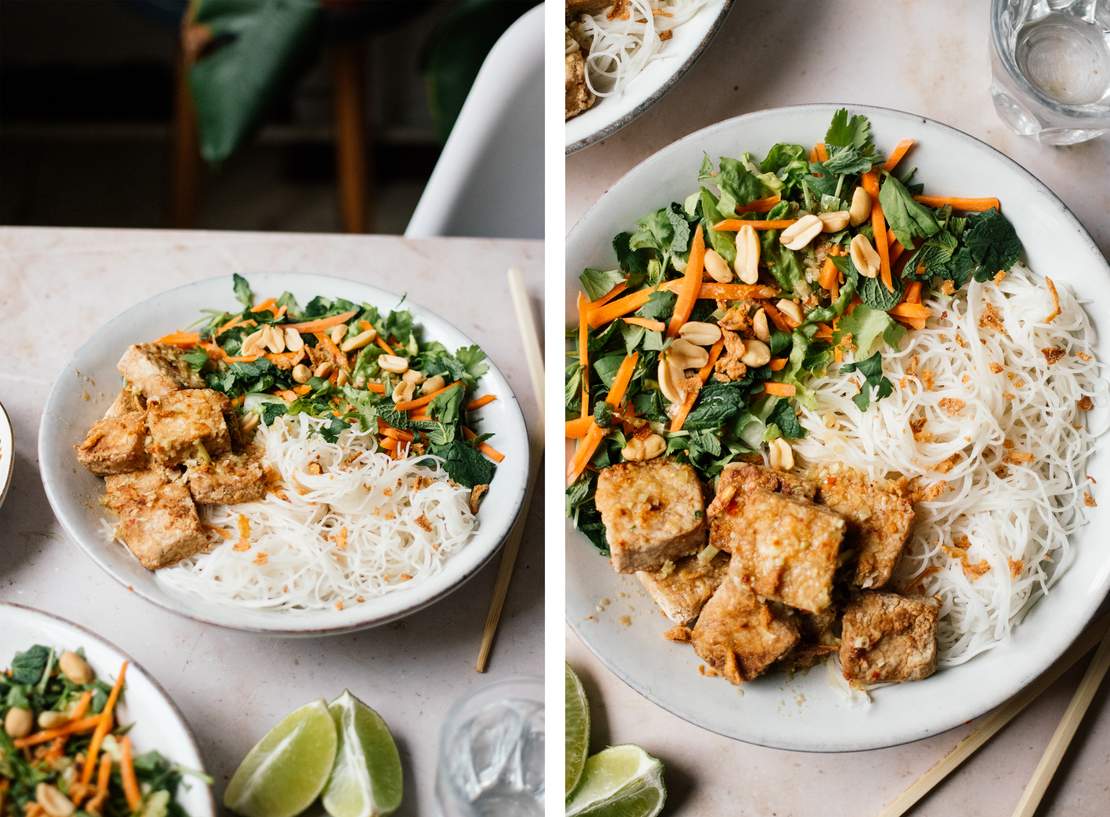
[565,664,590,797]
[564,745,666,817]
[321,690,403,817]
[224,699,338,817]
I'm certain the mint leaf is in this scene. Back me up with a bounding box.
[579,267,625,301]
[879,174,941,248]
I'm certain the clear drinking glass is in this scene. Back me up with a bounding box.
[436,676,545,817]
[990,0,1110,144]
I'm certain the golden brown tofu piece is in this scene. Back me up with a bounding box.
[74,411,148,476]
[595,459,706,574]
[691,567,799,684]
[814,465,915,589]
[186,450,268,505]
[103,386,144,418]
[840,592,938,684]
[147,389,231,466]
[565,45,596,120]
[103,466,208,569]
[637,552,729,625]
[782,606,840,671]
[117,343,204,400]
[718,489,845,614]
[707,463,816,553]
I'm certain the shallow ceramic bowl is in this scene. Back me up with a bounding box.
[40,273,529,635]
[566,104,1110,750]
[566,0,732,153]
[0,602,216,815]
[0,401,12,511]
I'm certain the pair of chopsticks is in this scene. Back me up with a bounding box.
[880,611,1110,817]
[475,267,544,673]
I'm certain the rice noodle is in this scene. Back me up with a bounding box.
[569,0,708,98]
[795,265,1106,666]
[157,414,478,611]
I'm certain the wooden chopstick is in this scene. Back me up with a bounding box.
[878,610,1110,817]
[475,267,544,672]
[1010,627,1110,817]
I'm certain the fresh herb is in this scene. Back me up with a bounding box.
[10,645,50,685]
[232,273,254,309]
[579,268,625,301]
[430,439,496,488]
[767,399,805,439]
[879,173,940,248]
[962,208,1022,282]
[841,351,894,411]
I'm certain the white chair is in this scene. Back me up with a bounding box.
[405,4,543,239]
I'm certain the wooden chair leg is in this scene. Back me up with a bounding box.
[332,40,371,233]
[170,50,201,229]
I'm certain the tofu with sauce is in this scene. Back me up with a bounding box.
[637,552,729,625]
[595,459,706,574]
[147,388,231,465]
[74,411,148,476]
[103,466,209,569]
[814,465,915,589]
[186,450,268,505]
[117,342,204,400]
[716,489,845,614]
[691,567,799,684]
[103,386,144,418]
[707,463,816,553]
[839,592,938,684]
[565,46,596,120]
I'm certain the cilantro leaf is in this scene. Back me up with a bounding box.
[579,268,625,301]
[825,108,874,151]
[636,290,677,322]
[841,351,895,411]
[232,273,254,309]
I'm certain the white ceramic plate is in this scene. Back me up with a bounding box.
[565,104,1110,751]
[39,273,530,636]
[566,0,732,154]
[0,400,13,511]
[0,602,215,815]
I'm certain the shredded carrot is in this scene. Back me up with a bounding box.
[13,715,101,748]
[893,314,927,330]
[69,691,93,722]
[903,281,923,304]
[762,382,797,397]
[818,258,840,299]
[313,331,350,371]
[913,195,1000,212]
[738,195,781,213]
[215,314,255,336]
[409,412,431,422]
[252,297,278,314]
[463,427,506,462]
[661,280,779,301]
[769,357,788,371]
[882,138,916,171]
[1045,277,1061,323]
[578,292,590,420]
[667,224,705,336]
[394,380,460,412]
[375,336,395,355]
[813,323,834,341]
[366,382,385,394]
[586,287,657,329]
[155,331,200,347]
[889,239,906,263]
[622,316,666,332]
[670,339,724,432]
[80,661,127,785]
[863,171,894,292]
[119,736,142,812]
[276,389,300,402]
[590,282,628,307]
[567,352,639,484]
[761,300,797,331]
[890,302,931,319]
[264,348,306,369]
[286,308,359,333]
[814,142,829,162]
[88,754,112,810]
[379,436,400,452]
[565,417,593,438]
[466,394,497,411]
[712,218,796,232]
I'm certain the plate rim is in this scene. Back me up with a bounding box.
[38,271,530,636]
[565,102,1110,751]
[0,601,218,814]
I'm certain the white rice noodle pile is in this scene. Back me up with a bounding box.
[795,265,1106,666]
[571,0,708,98]
[157,414,478,611]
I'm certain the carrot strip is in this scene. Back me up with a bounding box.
[814,142,828,162]
[286,308,359,333]
[567,352,639,484]
[769,357,788,371]
[463,427,505,462]
[88,754,112,810]
[578,292,590,420]
[667,224,705,337]
[712,219,796,232]
[903,282,923,304]
[466,394,497,411]
[737,195,781,213]
[622,316,666,332]
[889,240,906,263]
[590,282,628,307]
[882,138,915,171]
[69,691,93,722]
[566,417,593,438]
[13,715,101,748]
[763,382,797,397]
[761,300,797,331]
[375,336,395,355]
[818,258,840,300]
[155,331,200,347]
[586,288,656,329]
[80,661,127,785]
[813,323,834,341]
[264,348,306,369]
[890,302,931,319]
[119,736,142,812]
[863,171,893,292]
[409,412,431,422]
[661,281,779,301]
[892,314,927,330]
[394,381,461,412]
[365,382,386,394]
[913,195,1000,211]
[215,314,255,337]
[252,297,278,314]
[670,339,724,432]
[379,436,400,452]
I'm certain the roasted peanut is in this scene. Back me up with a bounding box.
[780,214,823,251]
[392,380,416,404]
[669,338,710,370]
[402,369,426,385]
[35,784,76,817]
[658,356,687,404]
[38,711,69,730]
[421,374,446,394]
[850,234,881,278]
[849,186,872,227]
[768,437,794,471]
[733,224,760,284]
[4,707,32,738]
[752,308,771,342]
[313,361,334,379]
[291,364,311,384]
[622,433,666,462]
[378,354,409,374]
[330,324,349,344]
[740,338,771,368]
[818,210,850,232]
[340,328,377,353]
[283,326,304,352]
[59,651,93,685]
[678,321,722,346]
[776,299,804,326]
[264,324,285,354]
[704,249,732,283]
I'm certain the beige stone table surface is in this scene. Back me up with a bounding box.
[0,226,544,816]
[567,2,1110,815]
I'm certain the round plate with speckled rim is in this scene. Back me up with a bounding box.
[566,104,1110,751]
[39,273,529,636]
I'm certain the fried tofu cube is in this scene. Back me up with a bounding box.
[595,459,706,574]
[840,592,938,684]
[74,411,148,476]
[814,465,915,589]
[117,343,204,400]
[707,463,816,552]
[186,450,268,505]
[103,466,208,569]
[691,568,799,683]
[147,389,231,465]
[565,47,596,120]
[782,606,840,671]
[103,386,144,418]
[637,552,729,625]
[717,489,845,614]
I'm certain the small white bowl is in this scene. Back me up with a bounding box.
[39,273,529,636]
[0,400,13,511]
[0,602,216,816]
